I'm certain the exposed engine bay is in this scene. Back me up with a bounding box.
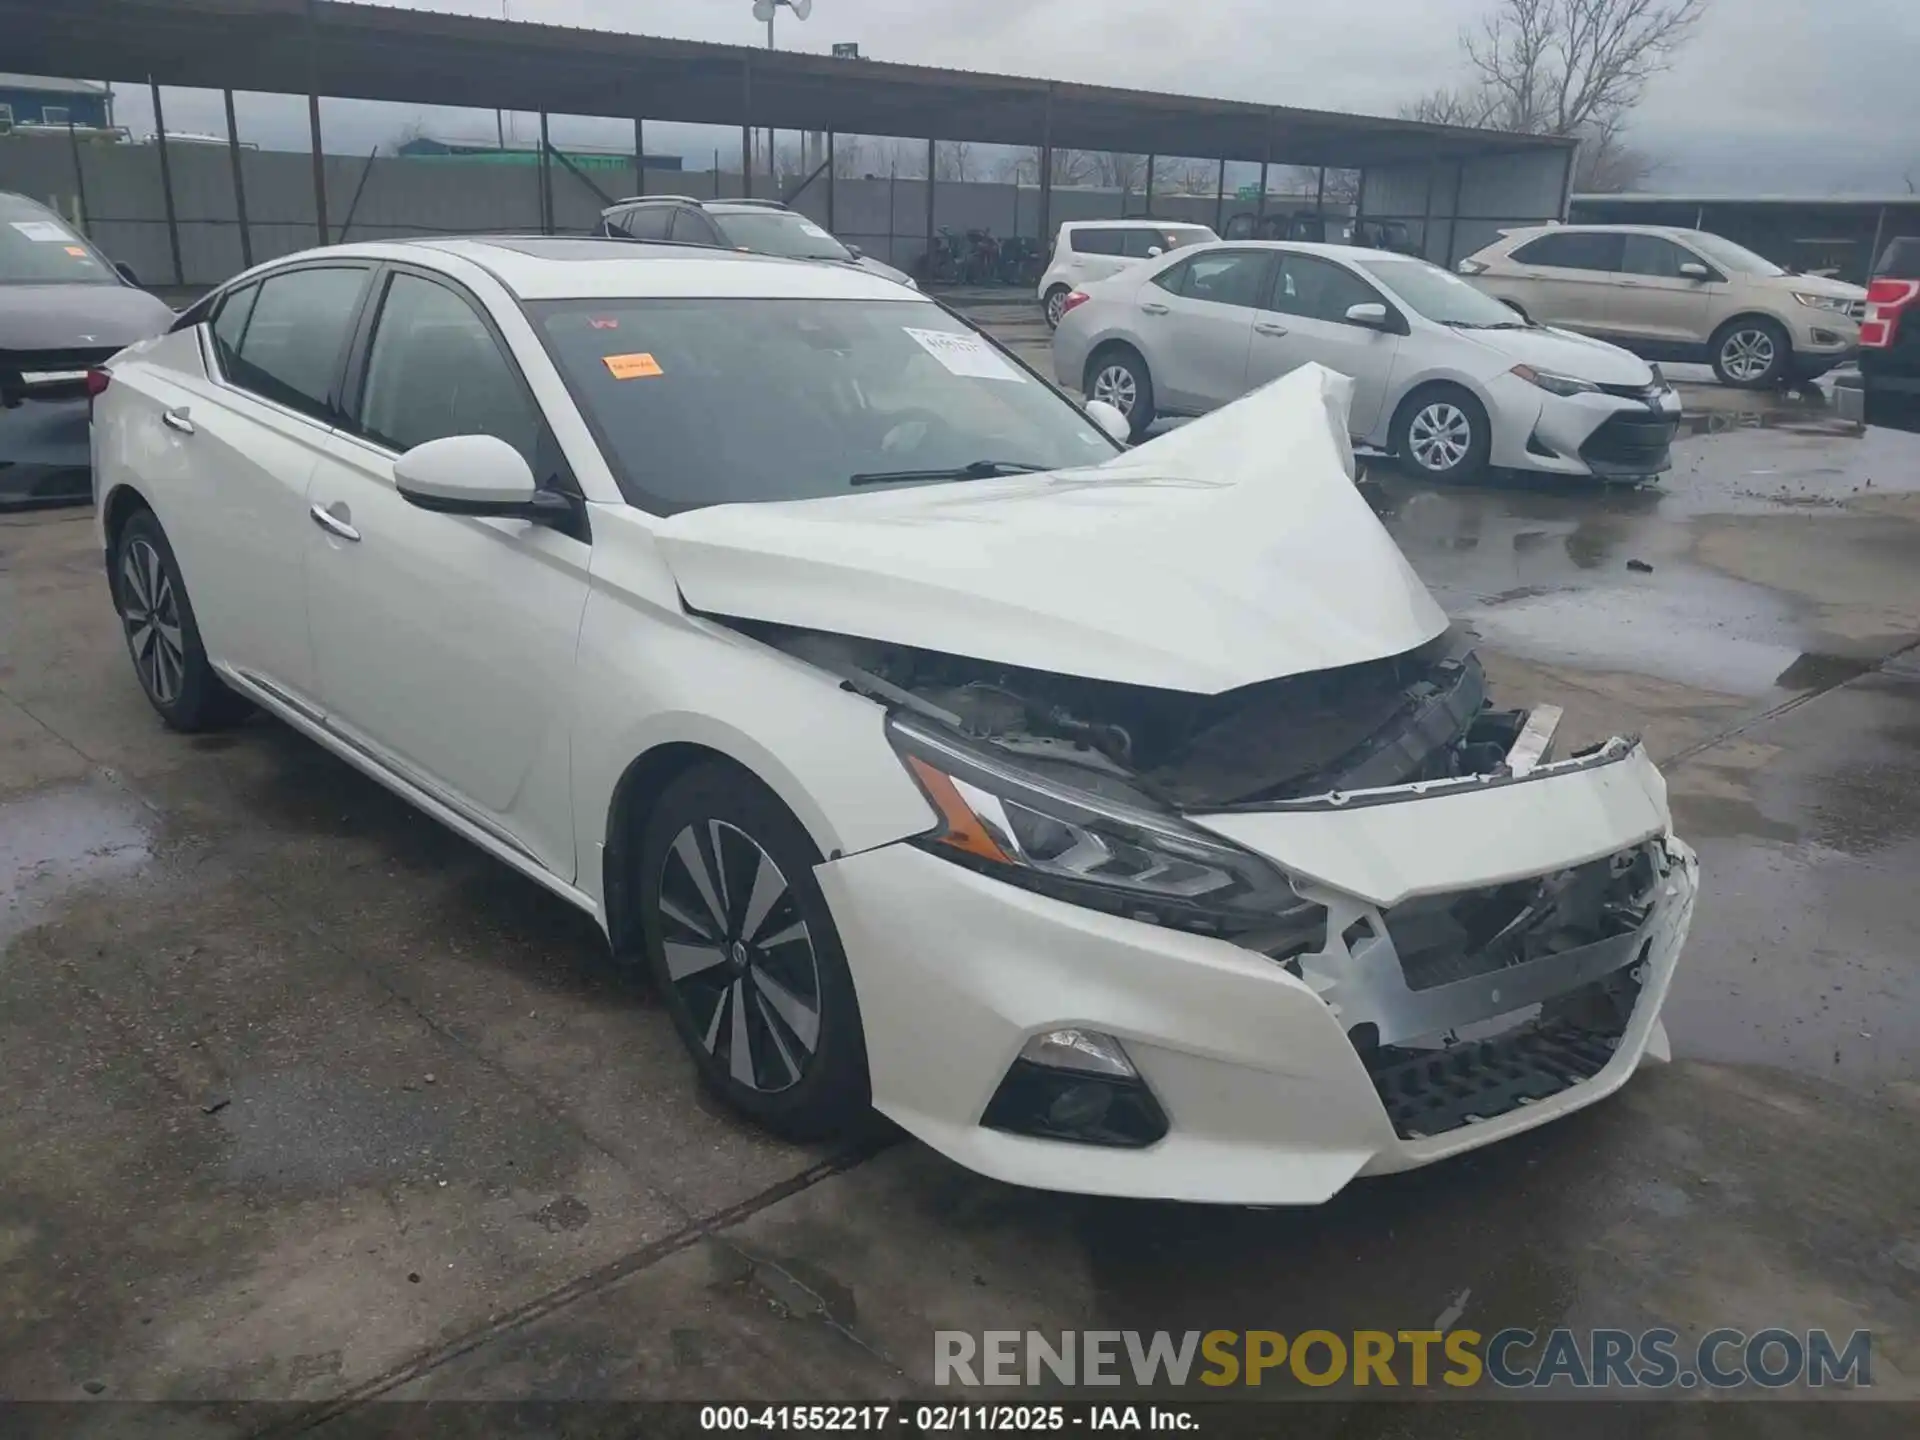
[744,619,1537,811]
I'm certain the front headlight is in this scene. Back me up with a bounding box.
[888,716,1316,937]
[1793,292,1852,313]
[1511,364,1599,397]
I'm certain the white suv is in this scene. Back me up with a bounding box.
[1460,224,1865,389]
[1038,219,1216,328]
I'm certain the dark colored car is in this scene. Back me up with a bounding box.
[597,196,916,288]
[1,191,175,507]
[1836,236,1920,431]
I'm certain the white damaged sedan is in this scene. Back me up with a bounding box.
[93,237,1697,1205]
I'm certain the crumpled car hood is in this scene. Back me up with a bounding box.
[656,365,1450,694]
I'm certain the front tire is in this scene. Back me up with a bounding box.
[1043,285,1072,329]
[638,763,869,1141]
[1711,317,1790,389]
[1393,385,1492,483]
[112,509,251,731]
[1085,346,1157,440]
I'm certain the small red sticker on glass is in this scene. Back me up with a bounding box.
[589,317,619,330]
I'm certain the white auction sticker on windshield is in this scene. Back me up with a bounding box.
[903,327,1026,383]
[799,221,832,239]
[11,220,74,242]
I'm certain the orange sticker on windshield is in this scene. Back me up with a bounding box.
[64,246,89,257]
[602,352,662,379]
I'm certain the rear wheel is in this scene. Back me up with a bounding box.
[1085,346,1157,440]
[638,763,869,1140]
[1043,285,1072,329]
[1393,385,1492,483]
[112,509,251,731]
[1711,317,1790,389]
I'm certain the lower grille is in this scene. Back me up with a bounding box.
[1368,1018,1621,1140]
[1580,411,1677,474]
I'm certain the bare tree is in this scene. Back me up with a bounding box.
[933,139,976,182]
[1404,0,1706,192]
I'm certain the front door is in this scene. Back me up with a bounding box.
[1137,248,1273,412]
[1244,251,1401,439]
[303,267,591,878]
[1606,233,1719,347]
[1503,230,1625,335]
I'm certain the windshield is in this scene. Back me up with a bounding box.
[533,297,1120,514]
[1352,256,1524,326]
[715,211,853,262]
[0,201,116,285]
[1682,231,1787,277]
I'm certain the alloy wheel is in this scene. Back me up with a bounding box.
[120,537,186,706]
[1408,402,1472,472]
[656,820,822,1094]
[1093,364,1137,415]
[1721,328,1776,383]
[1046,290,1068,326]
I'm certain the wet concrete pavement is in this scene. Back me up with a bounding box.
[2,327,1918,1428]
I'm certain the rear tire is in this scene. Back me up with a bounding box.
[638,762,870,1141]
[1392,385,1492,484]
[1711,317,1790,389]
[1085,345,1157,440]
[1043,285,1072,329]
[111,509,252,731]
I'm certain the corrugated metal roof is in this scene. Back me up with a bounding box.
[0,73,110,94]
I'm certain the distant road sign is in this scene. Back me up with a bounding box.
[833,41,862,58]
[1236,183,1260,201]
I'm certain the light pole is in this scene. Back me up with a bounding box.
[750,0,811,187]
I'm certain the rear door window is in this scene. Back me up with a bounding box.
[670,209,723,245]
[225,266,369,422]
[208,283,259,377]
[1071,228,1125,256]
[1177,250,1272,309]
[612,206,672,241]
[1510,231,1624,272]
[1120,231,1165,259]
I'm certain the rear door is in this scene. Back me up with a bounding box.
[303,265,591,878]
[1135,248,1273,412]
[1245,251,1401,438]
[140,263,372,711]
[1608,233,1719,346]
[1500,230,1624,333]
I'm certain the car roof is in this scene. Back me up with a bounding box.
[1499,223,1706,241]
[311,235,919,302]
[1063,218,1208,231]
[1184,239,1425,263]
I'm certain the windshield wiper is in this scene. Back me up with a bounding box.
[848,459,1050,487]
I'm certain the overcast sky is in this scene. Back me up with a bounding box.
[110,0,1920,193]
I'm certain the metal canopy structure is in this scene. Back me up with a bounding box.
[0,0,1568,171]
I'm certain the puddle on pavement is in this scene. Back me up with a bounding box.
[0,777,153,949]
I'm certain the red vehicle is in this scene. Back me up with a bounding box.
[1837,236,1920,429]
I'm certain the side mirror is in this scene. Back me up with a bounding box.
[1678,262,1709,280]
[114,260,141,286]
[1345,301,1390,329]
[1147,245,1164,258]
[393,434,567,523]
[846,243,864,259]
[1085,399,1132,445]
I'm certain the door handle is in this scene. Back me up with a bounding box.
[1255,321,1289,336]
[1139,301,1170,315]
[309,501,361,542]
[161,406,194,435]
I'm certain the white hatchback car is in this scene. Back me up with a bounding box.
[1053,240,1684,482]
[1038,219,1217,329]
[91,236,1696,1204]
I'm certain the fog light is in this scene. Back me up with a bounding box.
[981,1031,1168,1148]
[1020,1028,1137,1077]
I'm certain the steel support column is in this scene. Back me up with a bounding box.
[224,88,252,268]
[1257,113,1271,219]
[1868,205,1890,281]
[538,110,553,233]
[740,60,753,198]
[826,131,835,232]
[925,135,937,270]
[633,117,645,196]
[1443,163,1466,268]
[1143,154,1154,218]
[145,85,183,282]
[1214,157,1226,233]
[64,118,92,239]
[1037,88,1054,246]
[307,92,328,244]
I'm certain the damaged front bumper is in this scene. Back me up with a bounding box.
[817,738,1695,1205]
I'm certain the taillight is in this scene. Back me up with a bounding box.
[1060,290,1091,318]
[84,368,111,397]
[1457,258,1490,275]
[1861,278,1920,349]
